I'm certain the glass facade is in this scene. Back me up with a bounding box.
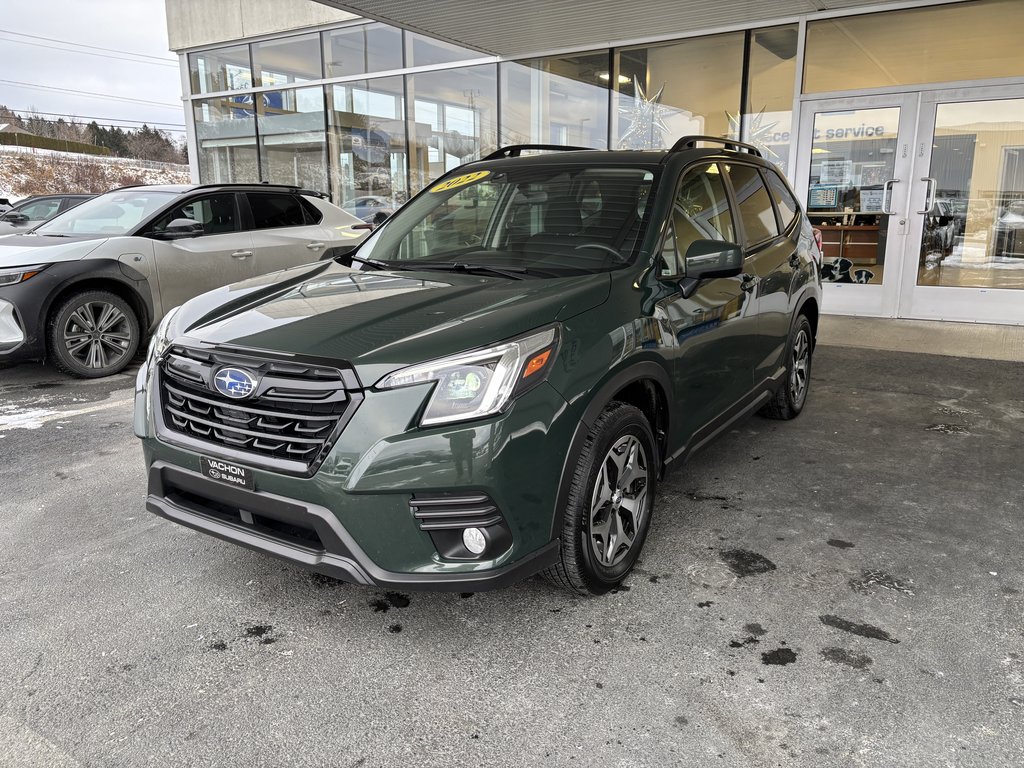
[185,21,805,210]
[804,0,1024,94]
[500,53,610,149]
[615,33,745,150]
[182,2,1020,222]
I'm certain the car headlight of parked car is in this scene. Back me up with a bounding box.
[0,264,48,287]
[377,325,559,426]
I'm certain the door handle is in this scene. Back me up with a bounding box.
[740,273,759,292]
[231,250,253,259]
[306,242,325,250]
[882,178,900,215]
[917,177,937,215]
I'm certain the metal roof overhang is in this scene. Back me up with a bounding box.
[312,0,951,58]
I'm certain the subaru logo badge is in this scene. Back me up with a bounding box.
[213,367,258,399]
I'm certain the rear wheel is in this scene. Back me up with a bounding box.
[48,291,140,378]
[543,401,657,595]
[760,314,813,420]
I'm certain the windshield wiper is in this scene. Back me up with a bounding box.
[343,254,389,270]
[386,262,531,280]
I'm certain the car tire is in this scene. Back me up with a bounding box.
[543,401,657,596]
[48,291,140,378]
[760,313,813,421]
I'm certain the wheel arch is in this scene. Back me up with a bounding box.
[797,295,820,346]
[43,275,151,358]
[550,361,672,540]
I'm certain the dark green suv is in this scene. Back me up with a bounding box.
[135,138,822,595]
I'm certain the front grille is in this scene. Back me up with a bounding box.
[158,345,359,474]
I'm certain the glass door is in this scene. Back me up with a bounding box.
[793,93,919,318]
[899,86,1024,324]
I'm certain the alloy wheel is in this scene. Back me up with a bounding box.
[789,328,810,406]
[589,434,649,567]
[62,301,133,371]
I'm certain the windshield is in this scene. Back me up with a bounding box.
[34,190,180,237]
[357,165,657,276]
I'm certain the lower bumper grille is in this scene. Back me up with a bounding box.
[409,493,512,560]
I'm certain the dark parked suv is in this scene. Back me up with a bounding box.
[135,138,822,595]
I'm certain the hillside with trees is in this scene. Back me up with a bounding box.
[0,105,187,164]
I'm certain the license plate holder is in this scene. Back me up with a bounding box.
[200,457,255,491]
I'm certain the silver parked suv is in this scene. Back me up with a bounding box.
[0,184,368,377]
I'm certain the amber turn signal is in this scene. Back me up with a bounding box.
[522,348,552,379]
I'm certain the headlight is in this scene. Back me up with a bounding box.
[0,264,48,287]
[378,325,559,426]
[147,306,181,361]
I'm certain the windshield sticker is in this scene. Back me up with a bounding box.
[430,170,491,193]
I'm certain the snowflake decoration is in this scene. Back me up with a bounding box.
[617,76,671,150]
[726,108,781,162]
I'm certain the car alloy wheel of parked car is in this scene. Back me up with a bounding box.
[49,291,140,377]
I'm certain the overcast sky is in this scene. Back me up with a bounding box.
[0,0,185,137]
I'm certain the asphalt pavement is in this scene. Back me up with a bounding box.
[0,346,1022,767]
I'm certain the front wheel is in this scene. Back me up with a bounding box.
[760,314,813,420]
[48,291,140,378]
[543,401,657,595]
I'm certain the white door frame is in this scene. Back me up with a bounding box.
[898,83,1024,325]
[792,92,920,319]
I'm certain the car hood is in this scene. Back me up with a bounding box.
[0,234,107,267]
[175,261,611,385]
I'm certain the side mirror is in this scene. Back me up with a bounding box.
[154,218,204,240]
[2,212,29,224]
[677,240,744,299]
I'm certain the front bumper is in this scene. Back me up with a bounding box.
[138,355,581,590]
[146,460,559,590]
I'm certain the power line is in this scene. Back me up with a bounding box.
[0,28,177,63]
[0,35,179,68]
[5,108,185,128]
[0,79,181,109]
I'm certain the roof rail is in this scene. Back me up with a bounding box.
[669,135,763,157]
[482,144,593,160]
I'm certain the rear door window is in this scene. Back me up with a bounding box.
[725,164,780,246]
[247,193,306,229]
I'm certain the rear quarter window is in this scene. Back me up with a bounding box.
[764,170,801,230]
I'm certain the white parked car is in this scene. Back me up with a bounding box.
[0,183,368,377]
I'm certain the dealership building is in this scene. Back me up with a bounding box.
[165,0,1024,325]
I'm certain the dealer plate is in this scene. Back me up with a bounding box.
[200,457,255,490]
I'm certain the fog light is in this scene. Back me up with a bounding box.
[462,527,487,555]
